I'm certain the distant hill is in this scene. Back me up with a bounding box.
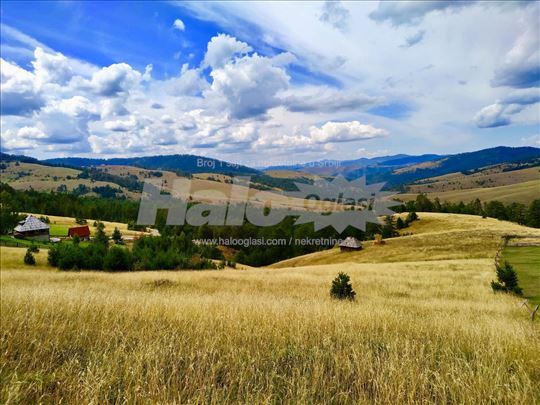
[266,154,416,173]
[265,153,444,177]
[44,154,260,176]
[375,146,540,187]
[399,179,540,205]
[3,146,539,193]
[265,147,540,188]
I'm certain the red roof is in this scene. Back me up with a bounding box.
[68,226,90,238]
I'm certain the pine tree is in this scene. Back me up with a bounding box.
[330,272,356,300]
[94,222,109,246]
[24,249,36,265]
[406,211,418,223]
[381,216,397,238]
[112,227,123,244]
[491,261,522,295]
[526,199,540,228]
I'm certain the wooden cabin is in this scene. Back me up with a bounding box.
[13,215,50,241]
[339,236,362,252]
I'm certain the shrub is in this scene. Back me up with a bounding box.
[406,211,418,223]
[24,249,36,265]
[381,216,397,238]
[85,243,106,270]
[491,261,523,295]
[72,234,80,245]
[75,217,87,225]
[94,222,109,246]
[330,272,356,300]
[104,246,133,272]
[57,244,85,271]
[148,279,175,289]
[27,245,39,253]
[48,245,60,267]
[112,227,123,244]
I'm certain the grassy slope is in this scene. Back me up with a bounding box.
[408,166,540,193]
[398,179,540,204]
[0,161,81,180]
[1,213,539,403]
[271,213,540,268]
[503,246,540,306]
[2,161,338,211]
[264,169,323,180]
[1,162,127,195]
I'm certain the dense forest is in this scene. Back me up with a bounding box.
[1,183,539,266]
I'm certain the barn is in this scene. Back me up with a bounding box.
[13,215,50,241]
[68,225,91,240]
[339,236,362,252]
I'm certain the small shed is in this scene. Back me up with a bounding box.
[68,225,91,240]
[13,215,50,241]
[339,236,362,252]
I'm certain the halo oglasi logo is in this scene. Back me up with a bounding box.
[137,176,398,232]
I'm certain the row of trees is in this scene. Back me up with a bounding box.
[0,183,139,228]
[48,224,220,271]
[396,194,540,228]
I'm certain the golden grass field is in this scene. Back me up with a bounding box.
[271,213,540,268]
[0,161,81,181]
[264,169,323,180]
[407,167,540,194]
[2,161,341,211]
[1,213,540,404]
[1,162,129,197]
[399,179,540,205]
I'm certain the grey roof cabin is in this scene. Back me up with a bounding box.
[13,215,50,241]
[339,236,362,252]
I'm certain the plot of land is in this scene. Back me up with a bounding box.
[271,212,540,268]
[503,246,540,306]
[398,179,540,204]
[408,166,540,193]
[1,213,539,403]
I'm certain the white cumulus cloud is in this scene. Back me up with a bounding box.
[173,18,185,31]
[309,121,388,143]
[203,33,252,69]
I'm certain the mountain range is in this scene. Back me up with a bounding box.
[2,146,539,191]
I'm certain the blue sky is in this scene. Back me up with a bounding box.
[1,1,539,164]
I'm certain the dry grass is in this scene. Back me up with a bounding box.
[271,213,540,268]
[0,162,132,197]
[1,213,539,404]
[193,173,234,183]
[408,167,540,194]
[0,162,81,181]
[264,170,323,180]
[101,165,338,210]
[2,252,539,404]
[399,179,540,204]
